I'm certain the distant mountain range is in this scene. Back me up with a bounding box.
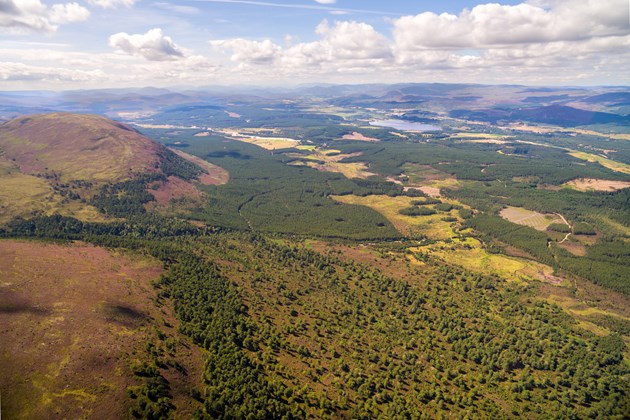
[450,105,630,127]
[1,84,628,128]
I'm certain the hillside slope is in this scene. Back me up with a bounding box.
[0,113,226,223]
[0,239,204,419]
[0,113,161,182]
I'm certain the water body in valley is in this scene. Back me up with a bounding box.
[370,119,442,131]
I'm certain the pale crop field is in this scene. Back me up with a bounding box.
[500,206,565,231]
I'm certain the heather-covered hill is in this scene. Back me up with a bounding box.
[0,239,205,419]
[0,113,226,223]
[0,113,162,182]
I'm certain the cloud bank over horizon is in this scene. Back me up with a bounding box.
[0,0,628,89]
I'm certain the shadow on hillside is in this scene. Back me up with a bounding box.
[206,150,251,160]
[101,302,149,328]
[0,291,51,315]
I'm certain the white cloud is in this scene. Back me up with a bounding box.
[389,0,630,86]
[393,0,630,51]
[49,2,90,24]
[211,19,392,71]
[109,28,185,61]
[204,3,630,86]
[0,0,89,33]
[1,0,628,88]
[0,47,218,89]
[314,0,336,4]
[141,55,218,82]
[87,0,136,8]
[0,61,106,82]
[315,20,392,60]
[211,39,280,63]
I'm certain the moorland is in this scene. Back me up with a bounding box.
[0,83,629,418]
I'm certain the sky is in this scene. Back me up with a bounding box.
[0,0,628,90]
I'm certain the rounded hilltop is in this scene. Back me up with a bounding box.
[0,112,162,183]
[0,112,220,223]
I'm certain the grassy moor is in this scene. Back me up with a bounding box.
[0,240,204,419]
[1,0,629,416]
[1,75,630,420]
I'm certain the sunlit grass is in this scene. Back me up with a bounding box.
[332,194,563,284]
[0,159,107,224]
[591,215,630,237]
[331,194,458,239]
[544,293,630,336]
[569,151,630,175]
[289,148,375,179]
[296,145,317,151]
[410,237,554,283]
[571,129,630,141]
[230,136,299,150]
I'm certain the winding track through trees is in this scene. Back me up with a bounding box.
[554,212,572,244]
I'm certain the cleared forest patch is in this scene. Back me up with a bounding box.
[401,163,460,196]
[332,194,462,239]
[558,240,587,256]
[452,133,510,144]
[221,130,299,150]
[170,148,229,185]
[148,175,204,207]
[237,136,299,150]
[341,132,379,142]
[564,178,630,192]
[462,138,509,144]
[289,149,376,179]
[500,206,565,231]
